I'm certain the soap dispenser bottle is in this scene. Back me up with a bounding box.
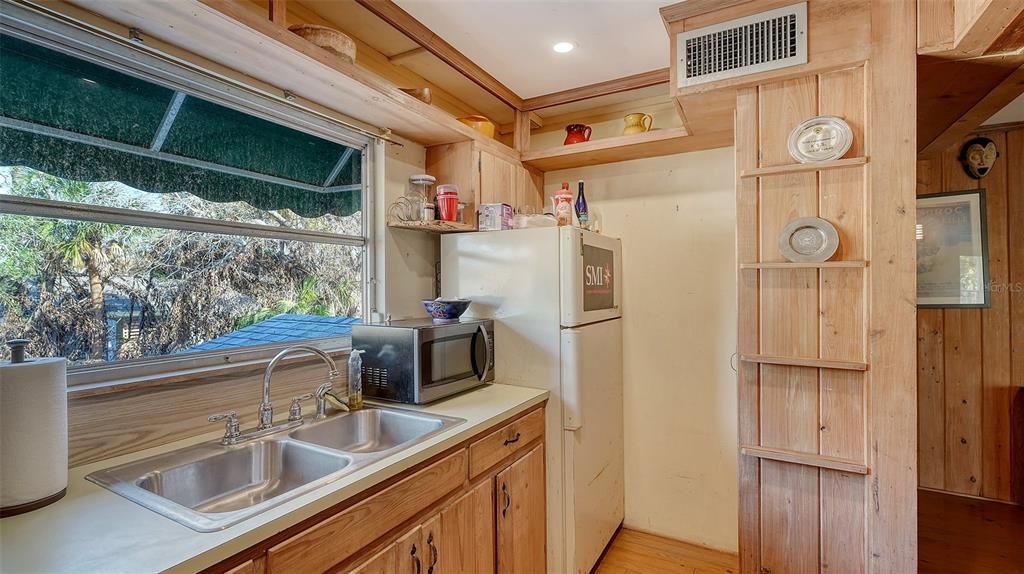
[347,349,365,410]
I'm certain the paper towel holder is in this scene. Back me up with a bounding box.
[0,339,68,518]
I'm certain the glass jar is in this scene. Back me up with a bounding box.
[408,175,435,221]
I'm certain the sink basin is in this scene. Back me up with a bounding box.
[136,440,350,514]
[289,407,456,453]
[88,439,352,532]
[87,405,464,532]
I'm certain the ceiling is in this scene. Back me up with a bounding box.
[984,93,1024,125]
[392,0,670,99]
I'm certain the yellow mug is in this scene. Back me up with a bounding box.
[623,113,653,135]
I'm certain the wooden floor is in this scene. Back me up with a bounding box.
[592,528,738,574]
[592,491,1024,574]
[919,489,1024,574]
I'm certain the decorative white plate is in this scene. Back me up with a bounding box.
[787,116,853,163]
[778,217,840,262]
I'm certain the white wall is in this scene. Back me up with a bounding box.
[544,147,739,552]
[376,137,439,319]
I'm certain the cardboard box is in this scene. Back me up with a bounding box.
[478,203,513,231]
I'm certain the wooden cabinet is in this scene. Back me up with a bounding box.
[440,480,496,573]
[208,406,545,574]
[349,523,423,574]
[479,150,515,206]
[425,143,544,227]
[496,444,546,574]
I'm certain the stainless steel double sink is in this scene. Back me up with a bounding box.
[87,406,464,532]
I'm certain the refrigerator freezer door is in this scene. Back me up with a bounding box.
[560,228,623,327]
[561,319,625,574]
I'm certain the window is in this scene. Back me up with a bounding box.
[0,31,375,380]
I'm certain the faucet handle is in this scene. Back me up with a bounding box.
[289,393,315,422]
[208,411,240,444]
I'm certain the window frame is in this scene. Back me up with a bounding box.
[0,5,380,387]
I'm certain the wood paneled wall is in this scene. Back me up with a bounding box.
[917,126,1024,504]
[733,1,918,572]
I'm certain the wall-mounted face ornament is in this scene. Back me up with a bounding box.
[959,136,998,179]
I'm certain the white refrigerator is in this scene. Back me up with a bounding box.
[441,226,624,574]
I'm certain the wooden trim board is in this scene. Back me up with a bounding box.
[740,446,870,475]
[520,68,670,111]
[352,0,523,109]
[739,354,869,371]
[740,157,868,178]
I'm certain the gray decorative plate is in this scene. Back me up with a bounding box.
[787,116,853,163]
[778,217,840,262]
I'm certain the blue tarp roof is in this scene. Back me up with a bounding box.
[188,314,360,352]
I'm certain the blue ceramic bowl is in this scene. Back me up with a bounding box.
[421,298,472,322]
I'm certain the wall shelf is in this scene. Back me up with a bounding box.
[520,127,732,172]
[740,445,870,475]
[740,354,869,371]
[388,220,476,234]
[739,260,869,269]
[72,0,519,159]
[739,156,868,179]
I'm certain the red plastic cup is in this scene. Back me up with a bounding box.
[436,184,459,222]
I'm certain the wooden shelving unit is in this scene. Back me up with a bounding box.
[739,156,868,178]
[739,354,869,371]
[739,445,869,475]
[739,260,869,269]
[388,220,476,234]
[520,127,732,171]
[74,0,519,160]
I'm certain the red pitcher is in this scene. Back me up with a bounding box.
[563,124,592,145]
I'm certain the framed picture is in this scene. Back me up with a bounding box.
[917,190,990,308]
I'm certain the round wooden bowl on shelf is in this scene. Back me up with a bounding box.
[288,24,356,63]
[458,115,496,139]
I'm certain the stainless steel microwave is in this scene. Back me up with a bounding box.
[351,318,494,404]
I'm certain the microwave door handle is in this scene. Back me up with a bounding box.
[477,324,492,382]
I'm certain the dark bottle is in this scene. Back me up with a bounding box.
[575,180,589,229]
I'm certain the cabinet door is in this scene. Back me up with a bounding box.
[350,523,422,574]
[479,151,515,207]
[441,480,495,574]
[515,166,544,214]
[349,544,397,574]
[496,444,546,574]
[421,514,442,574]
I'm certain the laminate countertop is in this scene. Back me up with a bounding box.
[0,383,548,574]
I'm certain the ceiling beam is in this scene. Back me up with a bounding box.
[353,0,524,110]
[520,68,670,112]
[919,61,1024,156]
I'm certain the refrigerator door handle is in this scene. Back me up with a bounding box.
[562,328,583,431]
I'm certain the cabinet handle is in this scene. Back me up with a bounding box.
[502,482,511,517]
[427,532,438,573]
[503,432,521,446]
[411,543,421,574]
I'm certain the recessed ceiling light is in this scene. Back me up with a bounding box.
[553,42,575,53]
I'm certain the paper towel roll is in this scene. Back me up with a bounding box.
[0,357,68,514]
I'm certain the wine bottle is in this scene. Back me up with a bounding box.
[575,180,589,229]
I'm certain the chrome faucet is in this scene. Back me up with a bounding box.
[260,345,339,430]
[208,345,339,445]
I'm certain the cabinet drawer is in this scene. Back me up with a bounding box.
[266,450,467,574]
[469,408,544,478]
